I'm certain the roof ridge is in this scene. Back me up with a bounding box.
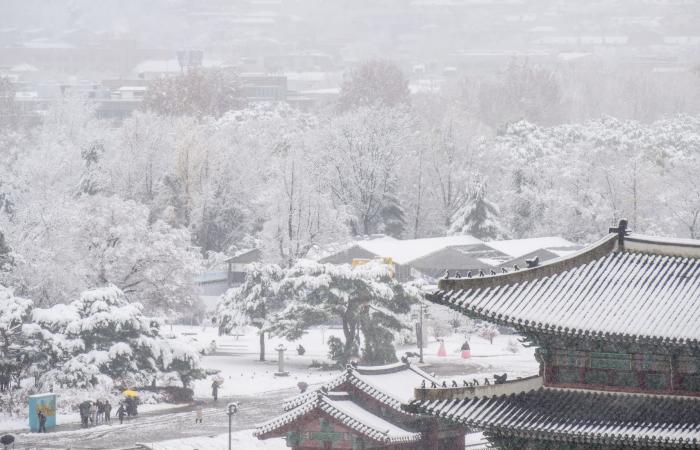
[543,386,700,401]
[438,234,618,291]
[354,361,409,375]
[625,234,700,258]
[320,394,421,443]
[430,244,700,345]
[281,370,350,411]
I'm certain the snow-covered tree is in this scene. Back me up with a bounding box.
[143,69,244,118]
[75,140,110,197]
[4,195,202,313]
[322,106,413,236]
[477,323,500,345]
[261,135,350,266]
[0,231,11,273]
[30,286,204,389]
[0,77,19,130]
[449,175,505,239]
[272,261,422,366]
[477,59,564,127]
[338,60,410,112]
[216,264,285,361]
[0,285,42,392]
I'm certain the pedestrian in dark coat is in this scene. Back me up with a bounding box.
[104,400,112,423]
[37,411,47,433]
[211,380,219,401]
[117,404,126,424]
[79,401,91,428]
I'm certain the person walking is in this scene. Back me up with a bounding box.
[195,404,203,424]
[95,400,103,424]
[37,410,47,433]
[104,400,112,423]
[79,401,90,428]
[90,401,97,426]
[78,403,86,428]
[117,404,126,425]
[211,380,219,402]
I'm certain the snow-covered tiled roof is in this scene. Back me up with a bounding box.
[282,362,437,412]
[433,232,700,345]
[358,235,483,265]
[408,387,700,448]
[256,391,422,444]
[484,236,575,258]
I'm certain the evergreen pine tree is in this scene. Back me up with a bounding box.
[0,231,12,272]
[32,286,204,388]
[272,261,422,366]
[449,176,505,239]
[379,190,406,238]
[0,285,43,391]
[217,264,285,361]
[75,140,109,197]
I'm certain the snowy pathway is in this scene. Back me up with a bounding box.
[9,388,296,450]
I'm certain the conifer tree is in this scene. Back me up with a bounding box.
[216,264,285,361]
[449,176,505,239]
[271,261,422,366]
[31,286,204,388]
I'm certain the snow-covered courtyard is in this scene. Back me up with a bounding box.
[1,314,536,449]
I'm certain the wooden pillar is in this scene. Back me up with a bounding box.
[425,419,439,450]
[443,434,466,450]
[670,353,679,392]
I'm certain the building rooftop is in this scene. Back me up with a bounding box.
[357,235,484,265]
[283,362,437,413]
[256,390,422,444]
[407,386,700,448]
[433,228,700,346]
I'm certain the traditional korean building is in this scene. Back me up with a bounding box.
[255,362,467,449]
[405,222,700,449]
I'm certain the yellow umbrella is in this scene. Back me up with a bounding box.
[122,389,138,398]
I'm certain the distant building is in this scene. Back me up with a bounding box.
[319,235,578,282]
[239,74,288,102]
[131,57,225,80]
[226,248,263,284]
[195,248,262,313]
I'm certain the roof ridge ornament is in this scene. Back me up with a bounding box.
[608,218,630,249]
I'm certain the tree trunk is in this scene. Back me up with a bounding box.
[259,329,266,361]
[341,315,358,362]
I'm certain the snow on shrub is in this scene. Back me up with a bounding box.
[504,338,521,354]
[32,285,204,389]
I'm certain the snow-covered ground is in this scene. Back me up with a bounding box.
[411,331,538,379]
[181,320,537,400]
[179,324,345,399]
[0,401,191,433]
[0,317,538,445]
[144,429,286,450]
[144,429,490,450]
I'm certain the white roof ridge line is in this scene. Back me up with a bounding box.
[543,386,700,401]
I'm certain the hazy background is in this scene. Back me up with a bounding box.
[2,0,700,122]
